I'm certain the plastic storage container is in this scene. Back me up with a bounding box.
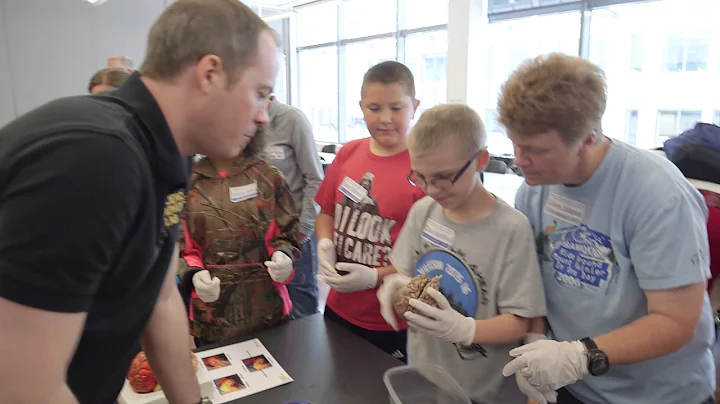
[383,364,471,404]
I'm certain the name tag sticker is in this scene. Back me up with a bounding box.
[421,219,455,249]
[229,183,258,203]
[266,145,285,160]
[339,177,368,203]
[544,193,585,226]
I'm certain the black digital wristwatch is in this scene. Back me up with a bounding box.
[580,337,610,376]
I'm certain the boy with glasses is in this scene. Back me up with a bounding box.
[377,104,547,404]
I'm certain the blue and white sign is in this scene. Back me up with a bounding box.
[549,224,614,294]
[414,249,478,317]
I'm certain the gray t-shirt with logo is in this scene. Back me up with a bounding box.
[391,196,546,404]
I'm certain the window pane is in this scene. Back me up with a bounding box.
[344,38,397,142]
[341,0,397,40]
[625,110,638,146]
[678,110,702,131]
[664,35,685,72]
[404,0,448,30]
[685,34,710,71]
[484,109,501,133]
[298,47,339,143]
[404,30,448,115]
[485,12,580,154]
[296,3,337,47]
[588,0,720,149]
[657,111,678,139]
[629,35,645,72]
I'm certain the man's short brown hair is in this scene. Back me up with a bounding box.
[107,56,133,70]
[140,0,271,83]
[361,61,416,99]
[409,104,486,159]
[497,53,607,145]
[88,68,131,93]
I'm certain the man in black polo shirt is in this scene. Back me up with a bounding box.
[0,1,278,403]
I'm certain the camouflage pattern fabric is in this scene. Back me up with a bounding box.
[181,155,300,342]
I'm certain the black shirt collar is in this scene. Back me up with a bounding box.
[113,72,191,191]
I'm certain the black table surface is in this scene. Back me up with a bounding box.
[196,313,403,404]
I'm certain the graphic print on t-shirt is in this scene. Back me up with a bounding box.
[334,172,395,266]
[546,224,618,294]
[415,249,479,317]
[413,247,489,360]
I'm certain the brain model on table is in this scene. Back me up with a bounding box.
[126,351,200,394]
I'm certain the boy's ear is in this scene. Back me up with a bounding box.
[475,149,490,172]
[409,99,420,120]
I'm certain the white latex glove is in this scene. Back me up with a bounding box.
[317,238,337,277]
[404,287,476,346]
[265,251,293,283]
[192,270,221,303]
[502,339,587,392]
[514,334,558,404]
[317,262,378,293]
[377,273,412,330]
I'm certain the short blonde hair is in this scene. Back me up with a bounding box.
[408,104,486,158]
[140,0,271,84]
[497,53,607,146]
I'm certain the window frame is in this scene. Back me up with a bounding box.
[656,109,703,144]
[662,31,711,73]
[294,0,448,144]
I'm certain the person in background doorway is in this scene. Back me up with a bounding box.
[0,0,279,402]
[500,53,714,404]
[178,124,302,347]
[265,95,324,318]
[88,67,130,94]
[107,55,134,72]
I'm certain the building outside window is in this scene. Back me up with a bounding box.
[625,110,639,146]
[587,0,719,149]
[664,32,711,72]
[656,110,702,144]
[294,0,448,144]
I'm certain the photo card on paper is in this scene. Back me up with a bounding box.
[242,354,272,373]
[213,374,246,395]
[202,353,231,371]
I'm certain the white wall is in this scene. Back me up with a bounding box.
[0,0,166,127]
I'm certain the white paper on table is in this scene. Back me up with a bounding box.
[196,338,293,403]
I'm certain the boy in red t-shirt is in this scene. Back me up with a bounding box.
[314,61,425,361]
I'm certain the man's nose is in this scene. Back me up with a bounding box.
[254,104,270,125]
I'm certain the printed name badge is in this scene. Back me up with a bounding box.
[421,219,455,249]
[414,250,478,317]
[338,176,368,203]
[544,193,585,226]
[229,183,258,203]
[265,145,285,160]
